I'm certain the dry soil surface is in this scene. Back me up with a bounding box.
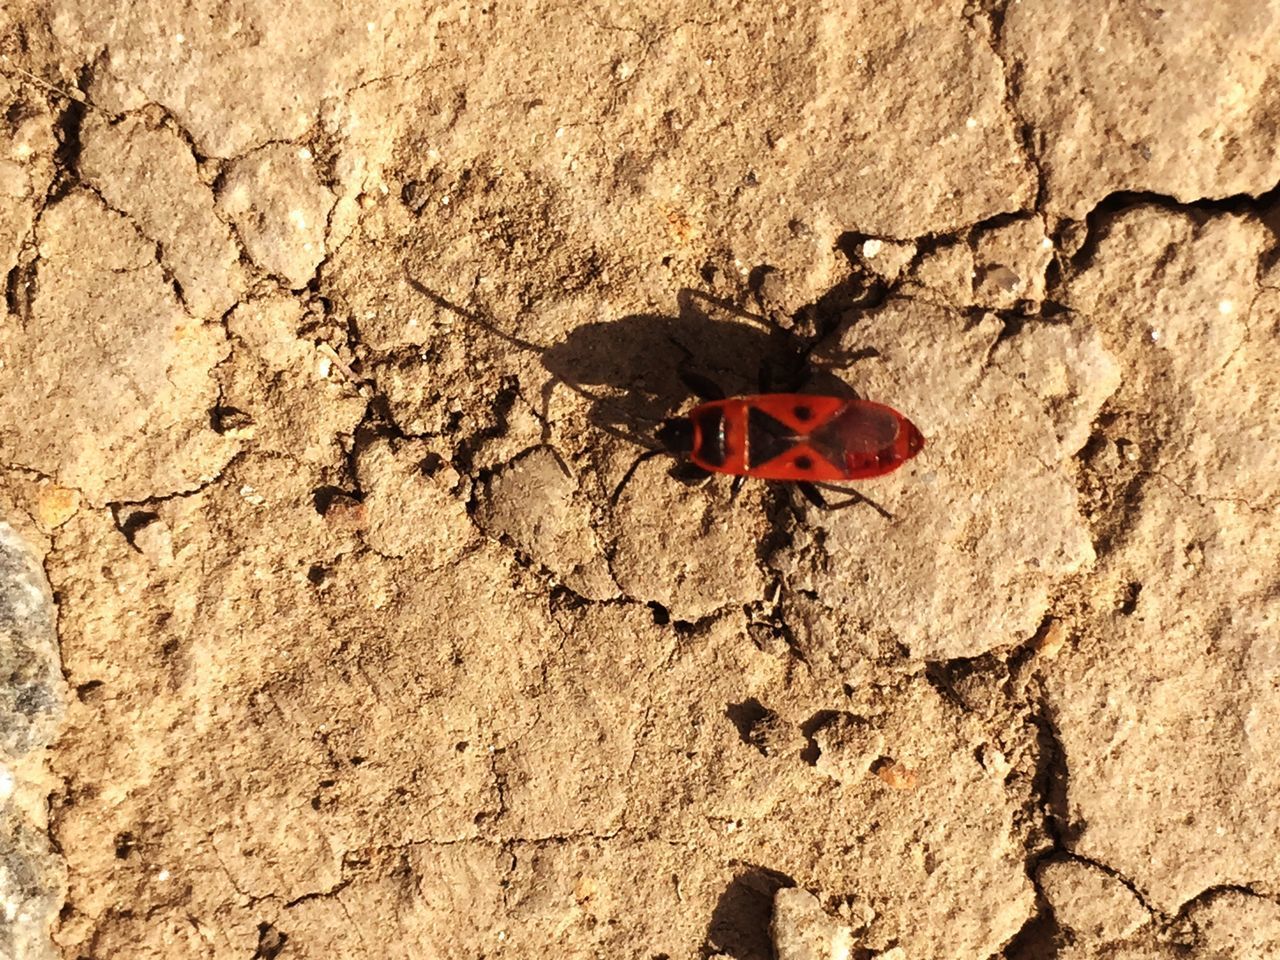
[1,2,1279,959]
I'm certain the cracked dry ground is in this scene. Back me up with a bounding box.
[1,2,1279,959]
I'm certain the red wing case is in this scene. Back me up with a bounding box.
[687,395,924,482]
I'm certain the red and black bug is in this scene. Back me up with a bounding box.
[640,369,924,514]
[404,272,924,514]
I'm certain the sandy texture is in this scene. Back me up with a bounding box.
[1,0,1278,958]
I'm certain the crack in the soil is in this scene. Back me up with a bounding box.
[14,28,1280,960]
[998,692,1072,956]
[1171,882,1280,922]
[101,449,248,513]
[76,181,198,314]
[1067,182,1280,273]
[972,1,1049,215]
[1148,468,1274,517]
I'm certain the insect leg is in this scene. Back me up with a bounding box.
[757,358,774,393]
[610,449,664,505]
[662,335,728,401]
[809,482,895,520]
[797,481,828,509]
[728,474,747,503]
[677,368,726,402]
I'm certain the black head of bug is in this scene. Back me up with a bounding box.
[655,417,695,456]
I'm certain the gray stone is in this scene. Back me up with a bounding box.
[0,522,65,960]
[771,888,856,960]
[0,522,64,762]
[0,813,65,960]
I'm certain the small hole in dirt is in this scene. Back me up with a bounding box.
[254,921,288,960]
[549,585,587,614]
[117,510,160,545]
[401,180,430,214]
[648,601,670,626]
[1001,906,1061,960]
[699,261,718,284]
[455,741,469,753]
[76,680,104,700]
[306,564,326,585]
[4,265,20,315]
[160,638,180,659]
[114,832,135,859]
[312,486,349,514]
[798,710,841,766]
[725,698,769,746]
[349,756,365,766]
[418,452,444,477]
[309,796,321,810]
[841,683,854,698]
[318,779,336,789]
[661,256,672,267]
[1077,431,1108,464]
[1119,581,1143,615]
[210,405,252,435]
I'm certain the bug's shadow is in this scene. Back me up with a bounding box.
[405,272,865,450]
[539,290,849,447]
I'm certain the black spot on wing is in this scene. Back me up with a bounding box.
[747,406,798,468]
[793,404,813,422]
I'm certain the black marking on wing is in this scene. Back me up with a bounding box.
[747,406,798,468]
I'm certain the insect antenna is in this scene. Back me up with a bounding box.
[0,61,93,107]
[403,271,546,353]
[405,267,675,445]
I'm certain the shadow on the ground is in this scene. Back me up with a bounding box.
[702,864,796,960]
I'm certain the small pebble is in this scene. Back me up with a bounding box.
[873,759,918,790]
[772,888,857,960]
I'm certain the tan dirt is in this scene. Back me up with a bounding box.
[1,1,1278,958]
